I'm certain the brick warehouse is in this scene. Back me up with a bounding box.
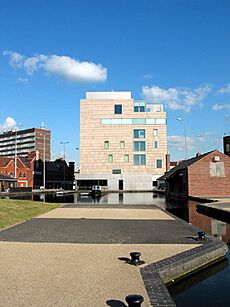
[159,150,230,198]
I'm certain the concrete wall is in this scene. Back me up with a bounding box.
[76,173,158,191]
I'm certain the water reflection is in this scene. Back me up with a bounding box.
[2,191,230,243]
[168,257,229,297]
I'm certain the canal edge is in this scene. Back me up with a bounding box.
[140,231,228,306]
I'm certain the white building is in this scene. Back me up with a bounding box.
[77,91,167,191]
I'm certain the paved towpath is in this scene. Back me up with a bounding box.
[0,204,201,306]
[197,199,230,225]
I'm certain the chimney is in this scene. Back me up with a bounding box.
[166,154,170,172]
[36,150,40,160]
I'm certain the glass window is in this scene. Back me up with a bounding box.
[122,118,132,124]
[134,101,146,107]
[132,118,146,124]
[153,129,158,136]
[152,181,157,187]
[134,141,146,151]
[104,141,109,149]
[19,172,22,177]
[114,104,122,114]
[146,118,156,124]
[153,141,158,149]
[101,119,111,125]
[156,159,163,168]
[134,129,145,138]
[120,141,125,149]
[112,118,122,124]
[134,154,146,165]
[134,106,145,112]
[112,169,121,174]
[156,118,166,125]
[108,154,113,163]
[124,154,129,163]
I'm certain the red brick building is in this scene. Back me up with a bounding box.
[0,152,36,188]
[160,150,230,198]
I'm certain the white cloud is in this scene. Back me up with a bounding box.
[142,84,212,112]
[44,55,107,82]
[217,83,230,94]
[0,117,17,133]
[17,77,29,83]
[212,103,230,112]
[3,51,24,68]
[3,51,107,83]
[141,73,153,79]
[168,135,199,152]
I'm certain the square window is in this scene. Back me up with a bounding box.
[114,104,122,114]
[134,129,145,138]
[108,154,113,163]
[134,154,146,165]
[124,154,129,163]
[134,141,146,151]
[104,141,109,149]
[156,159,163,168]
[120,141,125,149]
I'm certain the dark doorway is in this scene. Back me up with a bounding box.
[119,180,123,190]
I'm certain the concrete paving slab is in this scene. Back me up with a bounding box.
[0,218,200,244]
[37,207,175,220]
[0,242,198,307]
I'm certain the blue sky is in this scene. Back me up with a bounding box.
[1,0,230,165]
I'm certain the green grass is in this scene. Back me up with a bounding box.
[0,199,62,229]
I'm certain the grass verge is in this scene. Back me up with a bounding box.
[0,199,61,229]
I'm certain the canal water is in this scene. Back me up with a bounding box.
[2,192,230,306]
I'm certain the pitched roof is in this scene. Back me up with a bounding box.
[0,157,13,167]
[0,155,35,169]
[158,150,215,180]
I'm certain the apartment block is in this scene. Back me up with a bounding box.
[224,135,230,157]
[0,128,51,161]
[77,91,167,191]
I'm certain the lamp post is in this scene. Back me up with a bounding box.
[196,135,205,153]
[60,141,69,190]
[76,147,79,172]
[14,124,23,181]
[176,117,187,160]
[60,141,69,160]
[40,133,46,189]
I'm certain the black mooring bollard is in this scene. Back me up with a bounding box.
[125,294,144,307]
[198,231,206,239]
[130,252,143,265]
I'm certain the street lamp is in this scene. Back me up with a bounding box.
[40,133,46,189]
[14,124,23,180]
[60,141,69,190]
[60,141,69,161]
[76,147,79,171]
[176,117,187,160]
[196,135,205,153]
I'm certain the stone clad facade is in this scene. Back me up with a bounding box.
[78,92,167,190]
